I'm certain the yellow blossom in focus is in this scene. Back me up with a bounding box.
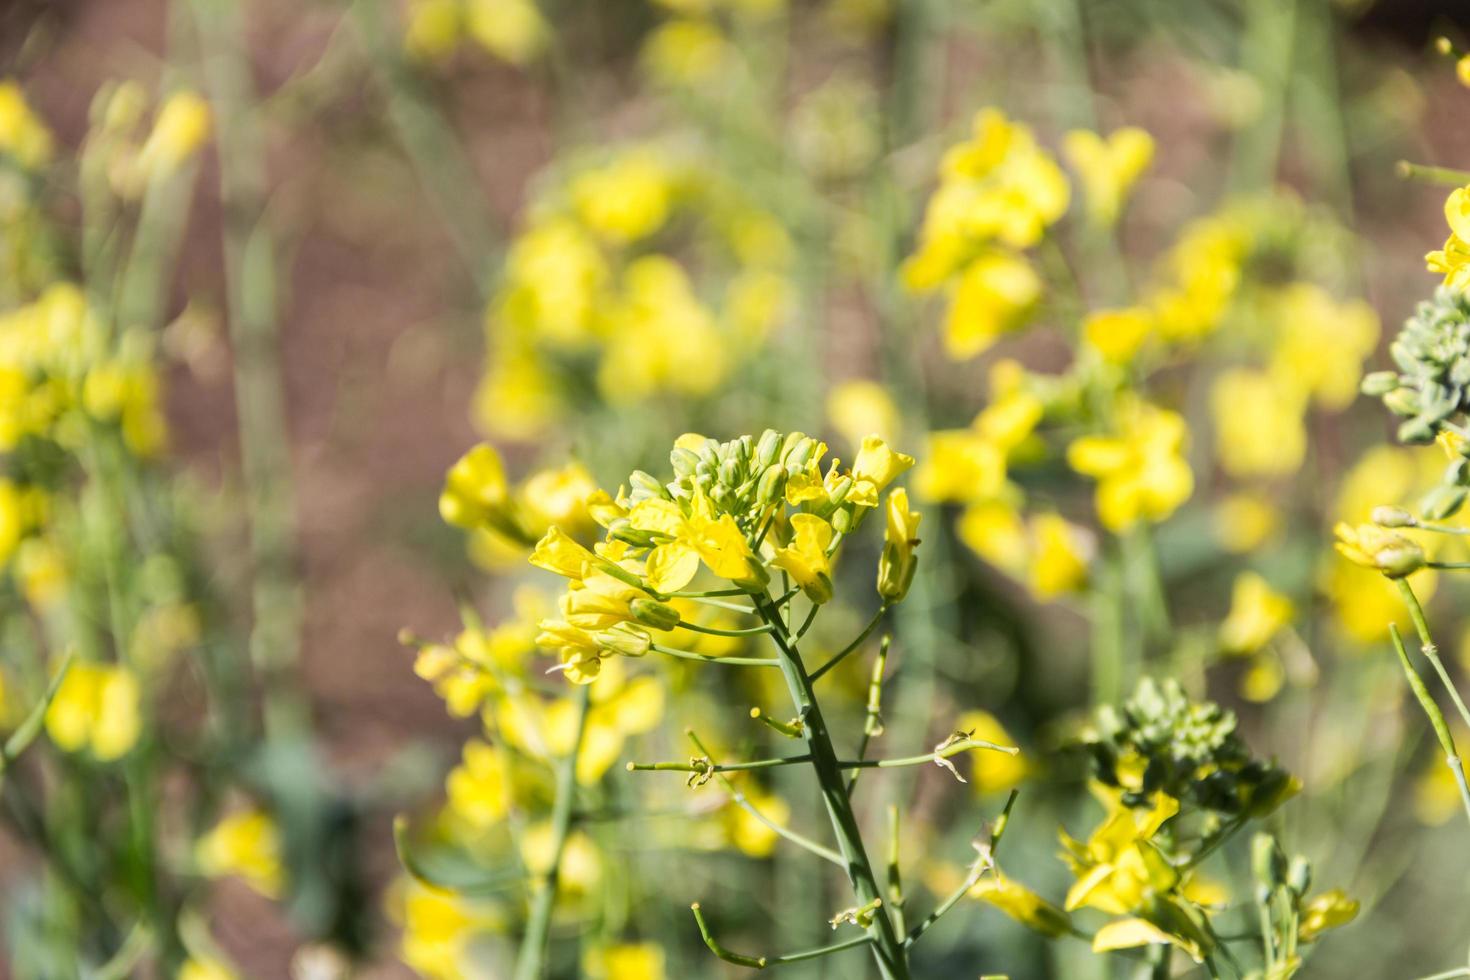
[0,81,53,169]
[1333,522,1425,578]
[1067,398,1193,532]
[196,809,285,899]
[1063,127,1154,226]
[1210,368,1307,478]
[877,488,922,603]
[850,435,915,506]
[1427,184,1470,290]
[827,380,898,447]
[1083,306,1154,364]
[1219,572,1293,654]
[771,513,835,603]
[44,661,141,761]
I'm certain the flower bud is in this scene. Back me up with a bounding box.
[1382,388,1420,417]
[1252,832,1285,899]
[629,597,681,631]
[670,447,700,478]
[1396,416,1436,445]
[1360,371,1400,396]
[1420,483,1467,521]
[1370,506,1415,528]
[756,464,785,507]
[755,429,781,468]
[595,622,652,657]
[1287,855,1312,899]
[629,469,666,499]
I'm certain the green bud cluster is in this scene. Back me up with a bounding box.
[1083,678,1292,815]
[630,429,823,527]
[1370,287,1470,445]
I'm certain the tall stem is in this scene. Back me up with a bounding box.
[513,684,590,980]
[1395,579,1470,732]
[754,596,911,980]
[191,0,307,739]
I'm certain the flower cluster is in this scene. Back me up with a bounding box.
[475,146,792,441]
[529,430,914,682]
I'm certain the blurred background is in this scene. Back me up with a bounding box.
[4,0,1470,977]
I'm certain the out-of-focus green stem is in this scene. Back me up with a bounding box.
[512,683,589,980]
[1230,0,1298,192]
[350,0,498,287]
[1396,161,1470,188]
[191,0,308,739]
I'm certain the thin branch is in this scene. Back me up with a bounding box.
[689,903,874,969]
[847,636,891,795]
[810,605,889,683]
[650,643,781,667]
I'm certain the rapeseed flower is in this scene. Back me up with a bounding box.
[1067,397,1193,531]
[1063,127,1154,226]
[195,809,285,899]
[44,661,141,761]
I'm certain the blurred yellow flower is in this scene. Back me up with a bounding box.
[1027,512,1091,599]
[1063,127,1154,226]
[136,91,211,182]
[520,824,602,898]
[44,661,141,761]
[571,151,672,244]
[196,809,284,899]
[1067,397,1193,531]
[827,380,898,447]
[1083,306,1153,364]
[641,18,729,87]
[941,251,1042,359]
[915,431,1006,504]
[585,942,667,980]
[464,0,548,64]
[1212,492,1279,553]
[1219,572,1293,654]
[1297,889,1359,942]
[446,740,512,829]
[970,874,1070,937]
[179,957,238,980]
[395,878,501,980]
[599,256,728,402]
[1210,368,1307,478]
[1268,283,1378,410]
[0,81,53,169]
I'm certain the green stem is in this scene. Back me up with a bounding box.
[1389,624,1470,830]
[1395,161,1470,187]
[191,0,308,739]
[809,605,888,683]
[512,683,590,980]
[753,595,911,980]
[649,643,780,668]
[1395,579,1470,731]
[846,636,891,796]
[690,902,874,969]
[837,739,1016,772]
[626,754,811,775]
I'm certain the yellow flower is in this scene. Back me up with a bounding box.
[439,442,516,532]
[498,218,607,346]
[1267,283,1378,410]
[627,496,761,592]
[1219,572,1293,654]
[1212,492,1279,554]
[585,943,667,980]
[641,18,729,87]
[530,526,602,580]
[179,957,238,980]
[1297,889,1359,942]
[196,809,285,898]
[849,435,915,507]
[395,878,501,980]
[969,874,1070,937]
[1333,522,1425,578]
[942,251,1042,359]
[473,342,561,441]
[518,461,599,542]
[1147,212,1248,341]
[445,740,512,829]
[915,431,1006,504]
[957,500,1028,572]
[877,488,921,602]
[1083,306,1154,364]
[136,91,211,181]
[1067,398,1193,531]
[463,0,547,64]
[571,151,672,244]
[1210,368,1307,478]
[1027,513,1091,599]
[404,0,462,59]
[599,256,728,402]
[1427,184,1470,290]
[1061,789,1181,915]
[771,513,835,604]
[1063,127,1154,225]
[519,824,602,898]
[44,661,141,761]
[827,380,898,448]
[0,81,53,169]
